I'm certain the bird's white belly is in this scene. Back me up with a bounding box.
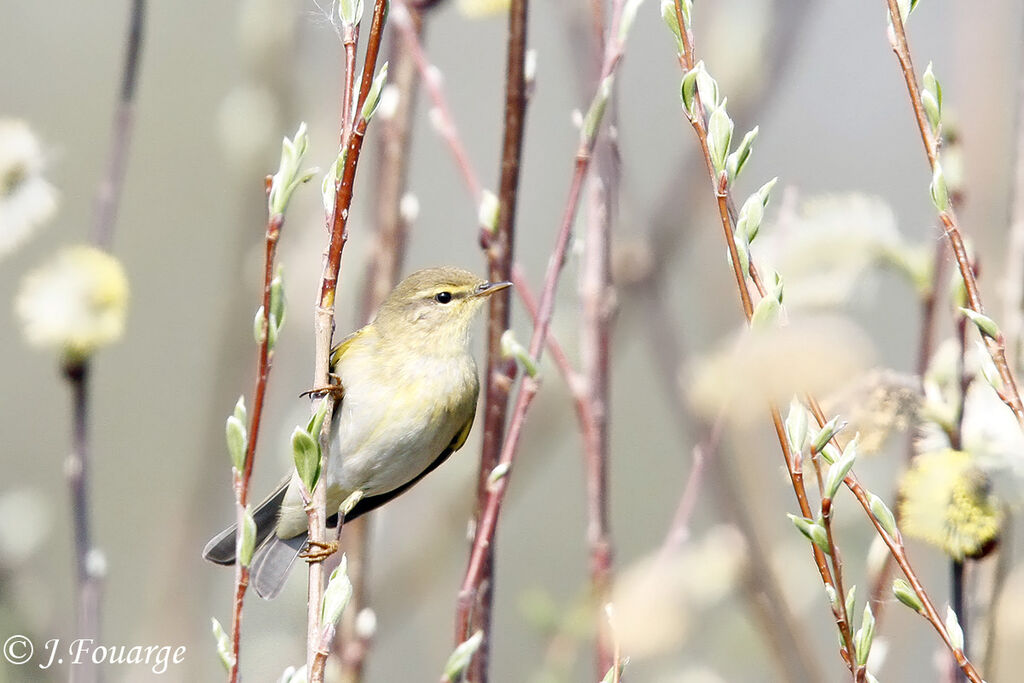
[327,354,476,496]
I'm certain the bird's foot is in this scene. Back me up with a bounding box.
[300,374,345,400]
[300,540,339,564]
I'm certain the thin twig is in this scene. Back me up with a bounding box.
[456,2,530,678]
[456,1,632,671]
[228,205,284,683]
[63,360,100,683]
[91,0,146,249]
[671,2,984,678]
[336,9,428,680]
[1003,16,1024,374]
[308,3,390,679]
[882,0,1024,431]
[65,5,147,682]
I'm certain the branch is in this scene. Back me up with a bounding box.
[91,0,146,250]
[456,2,530,679]
[308,2,390,678]
[883,0,1024,431]
[66,5,147,681]
[668,2,984,679]
[456,3,634,676]
[228,205,284,683]
[336,8,429,680]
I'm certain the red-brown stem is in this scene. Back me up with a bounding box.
[457,2,529,679]
[338,11,427,680]
[309,2,390,678]
[883,0,1024,430]
[670,3,860,673]
[228,208,283,682]
[805,399,984,683]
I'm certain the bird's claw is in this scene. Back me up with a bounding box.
[300,540,339,564]
[300,374,345,400]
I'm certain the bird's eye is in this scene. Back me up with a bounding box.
[434,291,453,304]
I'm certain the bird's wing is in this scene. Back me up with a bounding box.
[330,328,363,368]
[336,413,476,524]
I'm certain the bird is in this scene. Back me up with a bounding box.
[203,266,511,598]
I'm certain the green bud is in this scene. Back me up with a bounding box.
[824,437,857,500]
[488,462,510,487]
[680,65,699,117]
[750,295,780,330]
[945,605,964,651]
[695,61,719,110]
[756,177,779,206]
[233,395,247,424]
[269,122,316,215]
[322,148,346,214]
[292,426,321,494]
[361,62,390,122]
[581,76,614,147]
[930,162,950,212]
[267,313,279,350]
[660,0,685,54]
[254,306,267,344]
[895,0,920,24]
[892,578,924,613]
[322,555,353,626]
[501,329,538,377]
[825,583,838,608]
[226,414,247,472]
[618,0,644,44]
[845,585,857,626]
[478,190,500,235]
[601,659,629,683]
[278,666,307,683]
[854,603,876,667]
[922,62,942,132]
[785,397,809,454]
[959,307,1001,340]
[270,266,286,333]
[306,396,331,442]
[977,341,1004,392]
[339,490,364,518]
[443,630,484,682]
[726,126,759,182]
[707,99,734,174]
[811,416,845,454]
[339,0,364,26]
[211,617,234,671]
[788,513,831,553]
[239,506,257,567]
[869,493,899,538]
[736,191,765,243]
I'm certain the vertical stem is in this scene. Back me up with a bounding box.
[64,360,100,683]
[460,1,529,678]
[309,3,390,678]
[228,210,283,682]
[337,10,427,681]
[91,0,146,249]
[950,559,967,683]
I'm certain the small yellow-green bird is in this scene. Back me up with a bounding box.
[203,267,511,598]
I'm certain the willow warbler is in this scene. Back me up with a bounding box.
[203,267,511,598]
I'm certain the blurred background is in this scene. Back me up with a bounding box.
[3,0,1024,680]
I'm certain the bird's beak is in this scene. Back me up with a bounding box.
[473,280,513,298]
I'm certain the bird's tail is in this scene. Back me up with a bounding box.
[201,478,306,600]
